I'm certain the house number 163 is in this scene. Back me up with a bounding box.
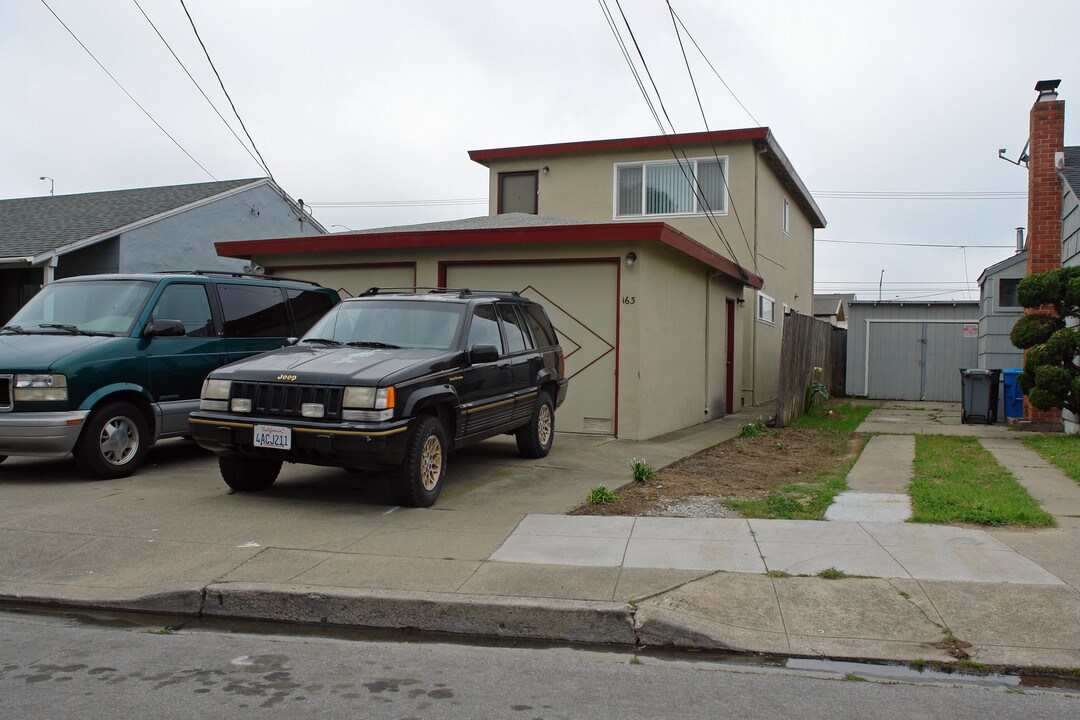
[622,296,636,304]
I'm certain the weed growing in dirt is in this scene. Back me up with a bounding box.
[817,567,848,580]
[793,402,873,433]
[588,485,620,505]
[843,673,868,682]
[740,419,768,438]
[628,458,658,483]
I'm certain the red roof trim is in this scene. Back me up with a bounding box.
[215,222,764,289]
[468,128,769,163]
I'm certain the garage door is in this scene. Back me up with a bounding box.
[446,262,618,435]
[867,321,978,401]
[271,264,415,298]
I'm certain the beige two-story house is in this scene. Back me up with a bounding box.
[215,129,825,440]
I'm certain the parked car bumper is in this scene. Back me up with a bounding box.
[188,412,414,469]
[0,410,89,457]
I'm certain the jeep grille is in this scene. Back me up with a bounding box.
[230,381,343,421]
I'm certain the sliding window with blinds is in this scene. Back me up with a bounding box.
[615,157,727,218]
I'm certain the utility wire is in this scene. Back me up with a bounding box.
[132,0,268,176]
[668,4,760,127]
[666,0,756,271]
[179,0,275,184]
[39,0,217,180]
[816,238,1013,248]
[815,190,1025,200]
[602,0,748,279]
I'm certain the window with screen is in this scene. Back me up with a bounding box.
[615,157,727,217]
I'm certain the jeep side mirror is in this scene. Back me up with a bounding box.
[143,319,186,338]
[469,344,500,364]
[284,337,299,346]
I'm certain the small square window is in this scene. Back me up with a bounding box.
[757,293,775,324]
[498,171,538,214]
[999,278,1020,308]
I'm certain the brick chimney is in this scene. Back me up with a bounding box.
[1024,79,1065,427]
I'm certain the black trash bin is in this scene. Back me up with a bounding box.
[960,368,1000,424]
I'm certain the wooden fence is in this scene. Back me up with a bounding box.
[775,312,847,427]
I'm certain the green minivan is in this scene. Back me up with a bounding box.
[0,271,339,478]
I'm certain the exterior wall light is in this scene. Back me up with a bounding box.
[625,252,637,267]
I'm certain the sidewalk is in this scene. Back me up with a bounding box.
[2,401,1080,669]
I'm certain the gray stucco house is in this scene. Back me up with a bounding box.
[0,178,324,322]
[976,249,1026,372]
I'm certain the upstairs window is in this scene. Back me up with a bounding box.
[998,278,1020,309]
[615,157,727,217]
[498,171,538,214]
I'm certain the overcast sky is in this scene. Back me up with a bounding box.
[3,1,1078,300]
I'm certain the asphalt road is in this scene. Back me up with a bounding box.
[1,610,1078,719]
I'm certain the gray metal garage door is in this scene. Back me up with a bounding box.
[867,320,978,401]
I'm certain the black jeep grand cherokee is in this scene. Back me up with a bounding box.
[189,288,567,507]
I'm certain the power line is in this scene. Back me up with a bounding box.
[816,238,1014,248]
[179,0,275,184]
[131,0,268,176]
[306,198,487,209]
[814,190,1026,200]
[666,0,756,272]
[668,4,760,126]
[39,0,217,180]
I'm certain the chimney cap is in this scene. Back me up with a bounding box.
[1035,79,1061,92]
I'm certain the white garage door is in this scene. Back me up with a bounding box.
[446,262,618,435]
[272,264,415,299]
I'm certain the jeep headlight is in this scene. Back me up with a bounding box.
[343,386,395,410]
[343,386,395,421]
[200,378,232,411]
[14,374,67,401]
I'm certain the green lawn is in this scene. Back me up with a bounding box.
[909,436,1054,526]
[792,402,874,433]
[1022,434,1080,487]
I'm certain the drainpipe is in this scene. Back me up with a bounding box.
[42,254,59,285]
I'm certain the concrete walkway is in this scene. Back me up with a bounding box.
[4,400,1080,669]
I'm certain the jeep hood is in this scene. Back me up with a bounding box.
[0,333,115,372]
[215,345,455,385]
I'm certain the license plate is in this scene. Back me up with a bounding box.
[253,424,291,450]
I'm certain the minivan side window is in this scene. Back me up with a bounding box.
[217,284,290,337]
[287,288,335,336]
[467,304,503,351]
[523,305,556,347]
[149,283,214,337]
[498,304,529,353]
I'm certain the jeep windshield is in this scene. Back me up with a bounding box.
[5,280,155,336]
[302,299,465,351]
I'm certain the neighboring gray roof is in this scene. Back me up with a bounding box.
[813,293,855,317]
[977,250,1027,285]
[1063,146,1080,198]
[343,213,602,235]
[0,178,262,259]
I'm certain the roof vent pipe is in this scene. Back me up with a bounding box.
[1016,227,1025,253]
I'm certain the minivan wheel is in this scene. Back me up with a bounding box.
[220,456,282,492]
[516,391,554,459]
[392,415,447,508]
[75,401,149,479]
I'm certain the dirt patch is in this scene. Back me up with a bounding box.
[570,426,865,518]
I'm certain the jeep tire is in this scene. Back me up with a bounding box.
[516,391,554,459]
[392,415,447,508]
[220,456,282,491]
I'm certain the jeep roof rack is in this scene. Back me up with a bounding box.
[359,287,522,299]
[154,271,325,287]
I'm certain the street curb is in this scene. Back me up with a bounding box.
[201,583,639,646]
[0,585,205,616]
